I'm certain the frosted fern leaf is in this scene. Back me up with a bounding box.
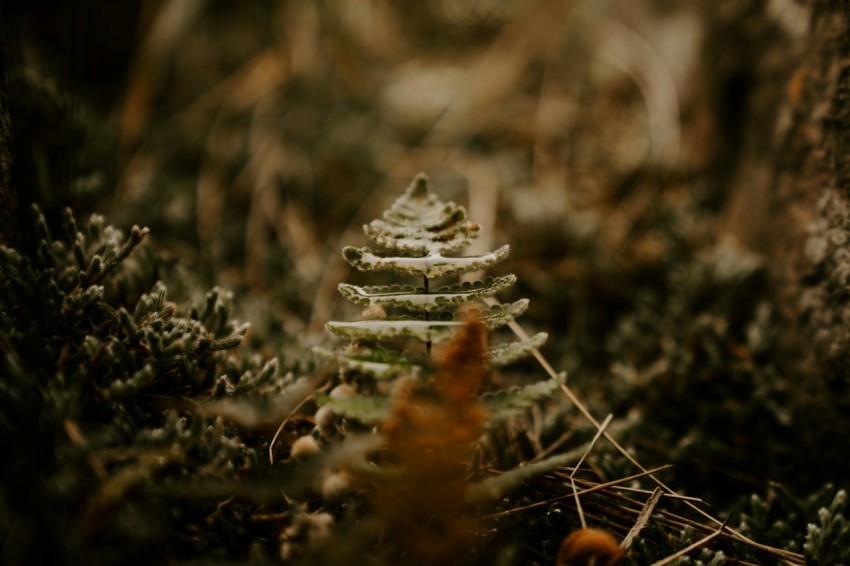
[326,173,547,379]
[338,275,516,313]
[342,244,510,278]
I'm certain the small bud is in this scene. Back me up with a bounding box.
[330,384,356,399]
[290,435,320,460]
[556,528,623,566]
[362,304,386,320]
[315,404,339,430]
[280,511,334,561]
[211,375,234,399]
[319,469,353,502]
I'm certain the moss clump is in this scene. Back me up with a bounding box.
[0,207,309,564]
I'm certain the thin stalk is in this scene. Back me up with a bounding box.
[424,275,431,356]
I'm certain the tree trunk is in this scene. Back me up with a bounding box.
[708,1,850,483]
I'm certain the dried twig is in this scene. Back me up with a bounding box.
[621,487,663,550]
[482,464,671,520]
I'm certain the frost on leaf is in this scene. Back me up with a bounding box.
[338,274,516,313]
[327,173,546,379]
[487,331,548,368]
[342,245,510,278]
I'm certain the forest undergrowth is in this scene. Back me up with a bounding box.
[2,1,850,564]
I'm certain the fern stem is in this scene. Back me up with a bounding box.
[424,275,431,356]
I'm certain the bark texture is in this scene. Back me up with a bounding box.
[710,0,850,482]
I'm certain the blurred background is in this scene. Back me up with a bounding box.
[5,0,847,510]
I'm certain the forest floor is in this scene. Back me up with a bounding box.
[3,1,849,564]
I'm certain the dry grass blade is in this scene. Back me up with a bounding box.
[609,485,702,503]
[570,413,613,478]
[570,475,586,529]
[621,487,663,550]
[268,395,311,465]
[649,515,731,566]
[568,413,612,529]
[481,464,672,520]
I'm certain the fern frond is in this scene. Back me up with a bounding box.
[383,174,467,228]
[487,331,548,367]
[480,376,560,422]
[326,319,466,343]
[473,299,530,329]
[329,173,546,384]
[350,173,480,256]
[327,300,529,342]
[338,275,516,312]
[342,244,510,278]
[364,217,477,256]
[315,346,421,379]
